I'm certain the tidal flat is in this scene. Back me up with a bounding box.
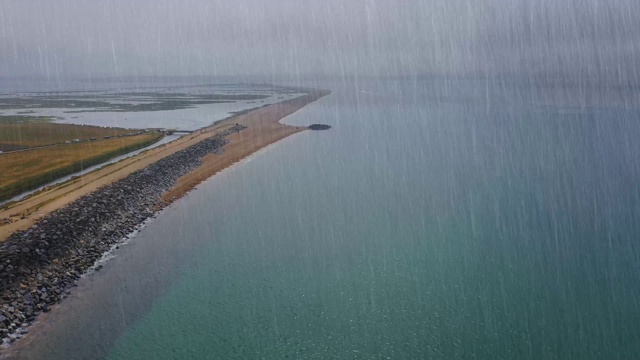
[0,85,306,131]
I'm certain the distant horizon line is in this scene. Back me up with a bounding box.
[2,73,638,89]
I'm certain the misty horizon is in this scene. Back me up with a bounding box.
[2,0,640,85]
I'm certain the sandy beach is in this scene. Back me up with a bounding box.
[0,90,329,242]
[0,89,329,349]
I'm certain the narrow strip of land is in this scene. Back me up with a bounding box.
[163,93,323,201]
[0,90,329,242]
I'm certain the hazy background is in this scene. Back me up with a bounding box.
[2,0,640,84]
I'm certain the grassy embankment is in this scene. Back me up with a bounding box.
[0,123,163,202]
[0,120,135,151]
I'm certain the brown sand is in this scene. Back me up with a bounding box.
[0,91,329,242]
[163,93,325,201]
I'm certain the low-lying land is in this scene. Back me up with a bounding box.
[0,132,164,203]
[0,89,329,345]
[0,122,138,150]
[0,91,273,114]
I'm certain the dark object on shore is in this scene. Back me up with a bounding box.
[308,124,331,130]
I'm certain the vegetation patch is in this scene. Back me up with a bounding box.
[0,132,163,202]
[0,122,139,150]
[0,92,271,114]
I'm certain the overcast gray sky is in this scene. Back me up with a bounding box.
[1,0,639,82]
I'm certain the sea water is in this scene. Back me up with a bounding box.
[11,78,640,359]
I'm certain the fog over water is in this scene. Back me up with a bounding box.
[2,0,640,84]
[8,77,640,360]
[2,1,640,359]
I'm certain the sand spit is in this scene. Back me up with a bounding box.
[0,89,330,347]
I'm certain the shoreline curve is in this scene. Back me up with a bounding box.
[0,89,330,348]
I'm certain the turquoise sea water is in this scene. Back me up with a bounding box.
[12,79,640,359]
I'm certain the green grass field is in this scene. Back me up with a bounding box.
[0,132,163,202]
[0,122,138,151]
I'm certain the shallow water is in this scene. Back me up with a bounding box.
[10,78,640,359]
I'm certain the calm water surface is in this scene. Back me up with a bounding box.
[11,79,640,359]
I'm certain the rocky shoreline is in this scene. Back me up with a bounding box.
[0,125,246,345]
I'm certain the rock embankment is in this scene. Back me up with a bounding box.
[0,125,246,344]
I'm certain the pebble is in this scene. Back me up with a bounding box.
[0,126,246,344]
